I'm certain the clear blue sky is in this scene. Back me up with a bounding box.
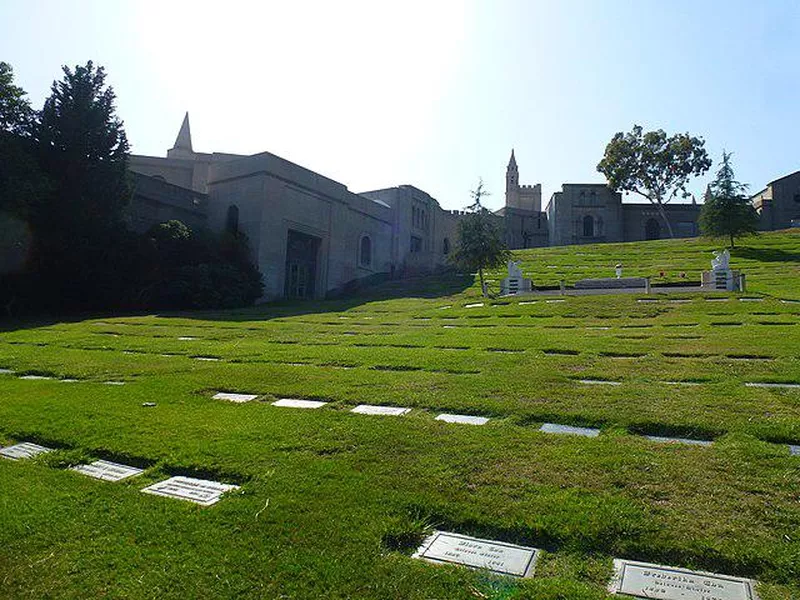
[1,0,798,210]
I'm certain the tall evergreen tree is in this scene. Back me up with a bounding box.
[31,61,133,309]
[452,180,511,297]
[699,152,759,248]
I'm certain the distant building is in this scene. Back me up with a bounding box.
[128,114,458,301]
[499,150,701,248]
[750,170,800,230]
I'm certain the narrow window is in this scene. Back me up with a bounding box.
[442,238,450,255]
[360,236,372,267]
[226,205,239,234]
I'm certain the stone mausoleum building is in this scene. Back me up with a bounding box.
[749,170,800,230]
[129,115,458,301]
[128,119,796,301]
[498,150,702,248]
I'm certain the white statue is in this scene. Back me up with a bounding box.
[615,263,623,279]
[711,249,730,271]
[507,260,523,280]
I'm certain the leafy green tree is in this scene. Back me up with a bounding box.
[597,125,712,238]
[0,62,34,133]
[451,180,511,297]
[699,152,758,248]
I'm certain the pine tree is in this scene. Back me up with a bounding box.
[452,180,511,297]
[699,152,759,248]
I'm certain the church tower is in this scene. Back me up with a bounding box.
[506,149,520,208]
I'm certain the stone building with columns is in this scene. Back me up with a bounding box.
[128,115,458,301]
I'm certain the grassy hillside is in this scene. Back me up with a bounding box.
[0,231,798,599]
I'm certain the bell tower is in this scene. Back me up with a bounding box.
[506,149,520,208]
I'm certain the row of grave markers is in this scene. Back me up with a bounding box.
[0,442,238,506]
[213,393,800,455]
[0,439,763,598]
[7,370,798,393]
[414,531,759,599]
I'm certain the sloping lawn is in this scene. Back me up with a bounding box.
[0,231,798,599]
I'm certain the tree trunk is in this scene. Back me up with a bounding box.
[655,201,675,238]
[478,268,487,297]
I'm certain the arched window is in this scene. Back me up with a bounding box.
[226,205,239,234]
[582,215,594,237]
[442,237,450,255]
[360,235,372,267]
[645,218,661,240]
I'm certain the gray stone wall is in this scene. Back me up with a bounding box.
[547,184,624,246]
[621,203,701,241]
[767,172,800,229]
[128,172,207,233]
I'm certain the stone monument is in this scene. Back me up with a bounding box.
[500,260,532,295]
[702,249,740,291]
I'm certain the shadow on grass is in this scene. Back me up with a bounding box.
[0,272,476,332]
[733,246,800,263]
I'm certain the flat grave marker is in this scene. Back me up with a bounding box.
[72,459,144,482]
[745,382,800,390]
[104,381,126,386]
[644,435,712,447]
[662,380,702,386]
[0,368,14,374]
[141,476,239,506]
[213,392,259,403]
[413,531,540,578]
[194,356,220,362]
[351,404,411,417]
[435,413,489,426]
[546,299,565,303]
[540,423,600,437]
[465,303,484,308]
[608,558,758,600]
[0,442,53,460]
[20,375,53,381]
[789,445,799,456]
[272,398,328,409]
[579,379,621,386]
[177,336,198,341]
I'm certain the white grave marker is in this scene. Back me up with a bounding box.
[141,476,239,506]
[465,303,484,308]
[413,531,539,578]
[540,423,600,437]
[435,413,489,426]
[789,445,799,456]
[72,460,144,482]
[0,368,14,375]
[608,558,758,600]
[20,375,53,381]
[213,392,259,403]
[104,381,126,386]
[579,379,621,386]
[351,404,411,416]
[272,398,328,409]
[644,435,712,447]
[745,382,800,390]
[0,442,53,460]
[177,336,197,341]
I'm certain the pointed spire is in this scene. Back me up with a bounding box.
[508,148,517,169]
[172,112,192,152]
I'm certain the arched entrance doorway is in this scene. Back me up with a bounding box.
[645,218,661,240]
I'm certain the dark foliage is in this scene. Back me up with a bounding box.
[699,152,759,248]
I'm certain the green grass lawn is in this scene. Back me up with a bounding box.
[1,231,799,599]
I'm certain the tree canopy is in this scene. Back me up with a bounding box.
[699,152,759,248]
[451,180,511,297]
[597,125,711,238]
[0,62,34,134]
